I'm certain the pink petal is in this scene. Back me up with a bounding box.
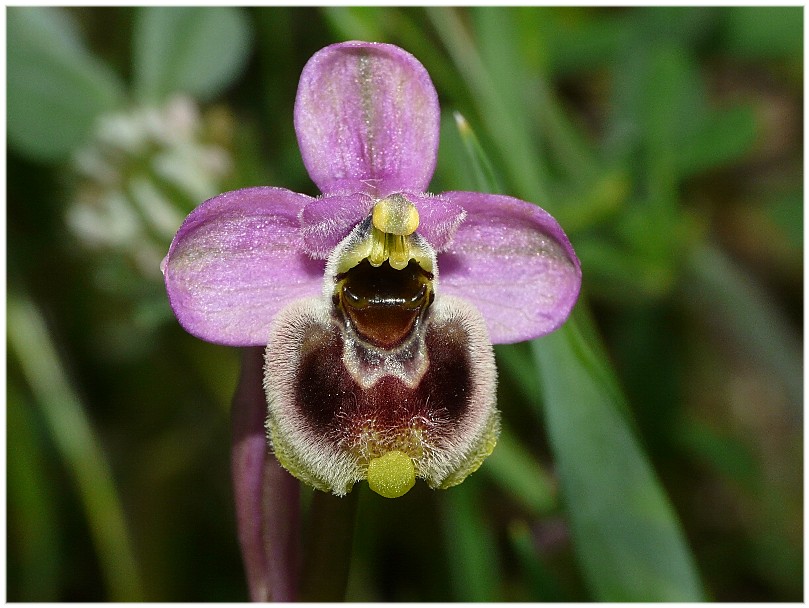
[437,192,581,344]
[294,41,440,196]
[163,187,324,346]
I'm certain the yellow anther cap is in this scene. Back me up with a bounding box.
[372,194,420,236]
[367,450,416,498]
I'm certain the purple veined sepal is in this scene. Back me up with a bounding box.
[162,186,325,346]
[294,42,441,197]
[437,191,583,345]
[263,216,500,498]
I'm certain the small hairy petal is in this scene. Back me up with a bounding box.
[437,192,582,344]
[163,187,324,346]
[300,192,375,259]
[300,191,466,258]
[410,193,467,253]
[294,41,440,196]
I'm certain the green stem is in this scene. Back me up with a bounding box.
[439,480,500,601]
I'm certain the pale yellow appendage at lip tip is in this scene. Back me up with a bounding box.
[367,450,416,498]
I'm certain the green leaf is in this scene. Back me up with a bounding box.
[721,6,803,59]
[531,314,704,601]
[676,105,758,176]
[641,45,704,201]
[450,61,703,600]
[132,7,252,103]
[7,7,126,162]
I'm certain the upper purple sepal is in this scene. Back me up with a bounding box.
[437,192,582,344]
[163,187,324,346]
[294,42,440,197]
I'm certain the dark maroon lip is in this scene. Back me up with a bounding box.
[293,308,473,455]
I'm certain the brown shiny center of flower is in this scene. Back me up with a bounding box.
[336,258,434,349]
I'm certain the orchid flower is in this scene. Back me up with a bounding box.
[163,41,581,500]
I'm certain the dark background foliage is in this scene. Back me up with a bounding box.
[7,6,802,601]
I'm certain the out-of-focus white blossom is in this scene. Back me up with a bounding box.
[67,95,234,279]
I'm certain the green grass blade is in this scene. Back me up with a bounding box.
[7,382,62,600]
[451,112,503,194]
[482,426,557,517]
[450,45,704,601]
[426,7,550,203]
[681,243,802,411]
[531,313,705,601]
[8,292,145,601]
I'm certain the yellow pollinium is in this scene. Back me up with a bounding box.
[372,194,420,236]
[367,450,416,498]
[368,195,421,270]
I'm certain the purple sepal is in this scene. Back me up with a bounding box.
[163,187,324,346]
[437,192,582,344]
[300,191,466,258]
[294,42,440,197]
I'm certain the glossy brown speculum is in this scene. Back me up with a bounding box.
[335,259,434,349]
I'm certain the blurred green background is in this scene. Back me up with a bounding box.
[7,6,802,602]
